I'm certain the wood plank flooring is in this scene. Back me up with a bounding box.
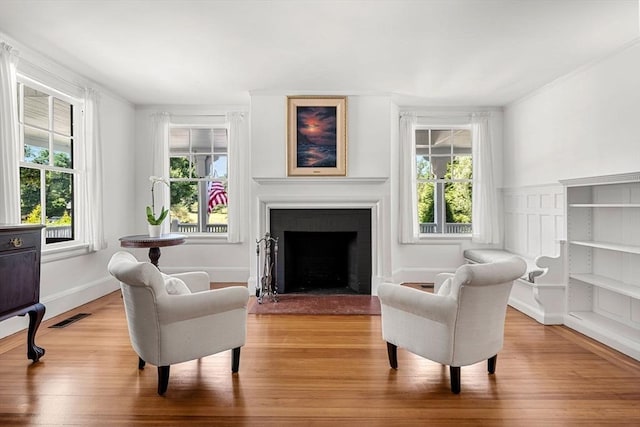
[0,288,639,426]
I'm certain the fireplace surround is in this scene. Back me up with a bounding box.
[269,209,372,294]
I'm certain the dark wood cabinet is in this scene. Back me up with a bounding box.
[0,224,45,362]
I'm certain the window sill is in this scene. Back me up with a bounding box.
[42,241,91,263]
[182,234,233,245]
[416,234,472,244]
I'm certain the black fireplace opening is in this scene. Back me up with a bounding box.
[270,208,372,295]
[284,231,357,293]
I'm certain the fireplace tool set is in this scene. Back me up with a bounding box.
[256,232,278,304]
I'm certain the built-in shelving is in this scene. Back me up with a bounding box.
[570,273,640,299]
[565,311,640,361]
[561,172,640,361]
[569,240,640,255]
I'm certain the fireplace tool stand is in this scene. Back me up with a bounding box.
[256,232,278,304]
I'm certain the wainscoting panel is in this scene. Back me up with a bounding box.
[504,184,565,259]
[503,184,566,324]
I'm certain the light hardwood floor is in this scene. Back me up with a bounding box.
[0,288,639,426]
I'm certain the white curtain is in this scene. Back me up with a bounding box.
[79,88,107,251]
[399,113,419,243]
[471,113,500,244]
[151,112,171,234]
[0,42,21,224]
[226,112,245,243]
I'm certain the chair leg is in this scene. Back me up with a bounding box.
[386,342,398,369]
[232,347,241,373]
[450,366,461,394]
[138,357,146,370]
[488,354,497,374]
[157,366,170,395]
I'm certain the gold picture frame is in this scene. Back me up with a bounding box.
[287,96,347,176]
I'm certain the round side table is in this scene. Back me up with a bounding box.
[119,233,186,269]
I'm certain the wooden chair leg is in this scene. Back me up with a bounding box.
[387,342,398,369]
[157,366,170,395]
[232,347,241,373]
[488,355,497,374]
[138,357,146,370]
[450,366,461,394]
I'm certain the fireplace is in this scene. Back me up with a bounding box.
[269,209,372,294]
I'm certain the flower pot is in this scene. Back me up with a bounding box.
[148,224,162,238]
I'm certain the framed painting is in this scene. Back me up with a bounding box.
[287,96,347,176]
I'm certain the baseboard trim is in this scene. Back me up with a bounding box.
[0,275,118,340]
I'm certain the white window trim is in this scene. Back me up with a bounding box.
[17,74,89,253]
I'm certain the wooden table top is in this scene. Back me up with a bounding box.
[119,233,186,248]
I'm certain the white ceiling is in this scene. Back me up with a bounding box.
[1,0,638,107]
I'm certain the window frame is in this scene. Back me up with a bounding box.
[167,123,230,235]
[415,125,473,238]
[16,75,87,253]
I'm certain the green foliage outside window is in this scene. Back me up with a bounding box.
[444,157,472,224]
[417,156,472,226]
[20,148,73,222]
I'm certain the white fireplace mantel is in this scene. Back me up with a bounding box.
[253,177,388,185]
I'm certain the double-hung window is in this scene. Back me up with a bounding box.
[168,126,229,234]
[416,127,472,236]
[18,80,80,245]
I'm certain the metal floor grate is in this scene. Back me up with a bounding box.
[49,313,91,328]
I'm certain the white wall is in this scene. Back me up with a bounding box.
[250,94,391,178]
[504,40,640,188]
[502,40,640,262]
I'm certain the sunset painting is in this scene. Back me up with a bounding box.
[287,96,346,176]
[296,106,337,168]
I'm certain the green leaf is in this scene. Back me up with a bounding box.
[146,205,167,225]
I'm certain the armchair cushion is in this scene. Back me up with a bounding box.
[163,276,191,295]
[162,271,210,293]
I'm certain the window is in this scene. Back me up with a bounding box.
[18,81,79,244]
[416,128,472,235]
[168,126,229,233]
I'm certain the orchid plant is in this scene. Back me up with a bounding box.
[146,176,169,225]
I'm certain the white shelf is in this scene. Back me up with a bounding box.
[569,203,640,208]
[563,173,640,361]
[569,240,640,255]
[567,311,640,343]
[570,273,640,299]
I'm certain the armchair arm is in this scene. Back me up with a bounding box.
[170,271,210,293]
[377,283,457,326]
[158,286,250,324]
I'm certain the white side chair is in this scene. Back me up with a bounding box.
[107,251,250,395]
[377,256,527,393]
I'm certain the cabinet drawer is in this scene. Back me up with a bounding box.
[0,230,40,253]
[0,249,40,316]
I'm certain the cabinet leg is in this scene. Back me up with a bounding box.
[27,303,46,362]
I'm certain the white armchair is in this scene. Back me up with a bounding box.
[107,251,250,395]
[377,256,527,393]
